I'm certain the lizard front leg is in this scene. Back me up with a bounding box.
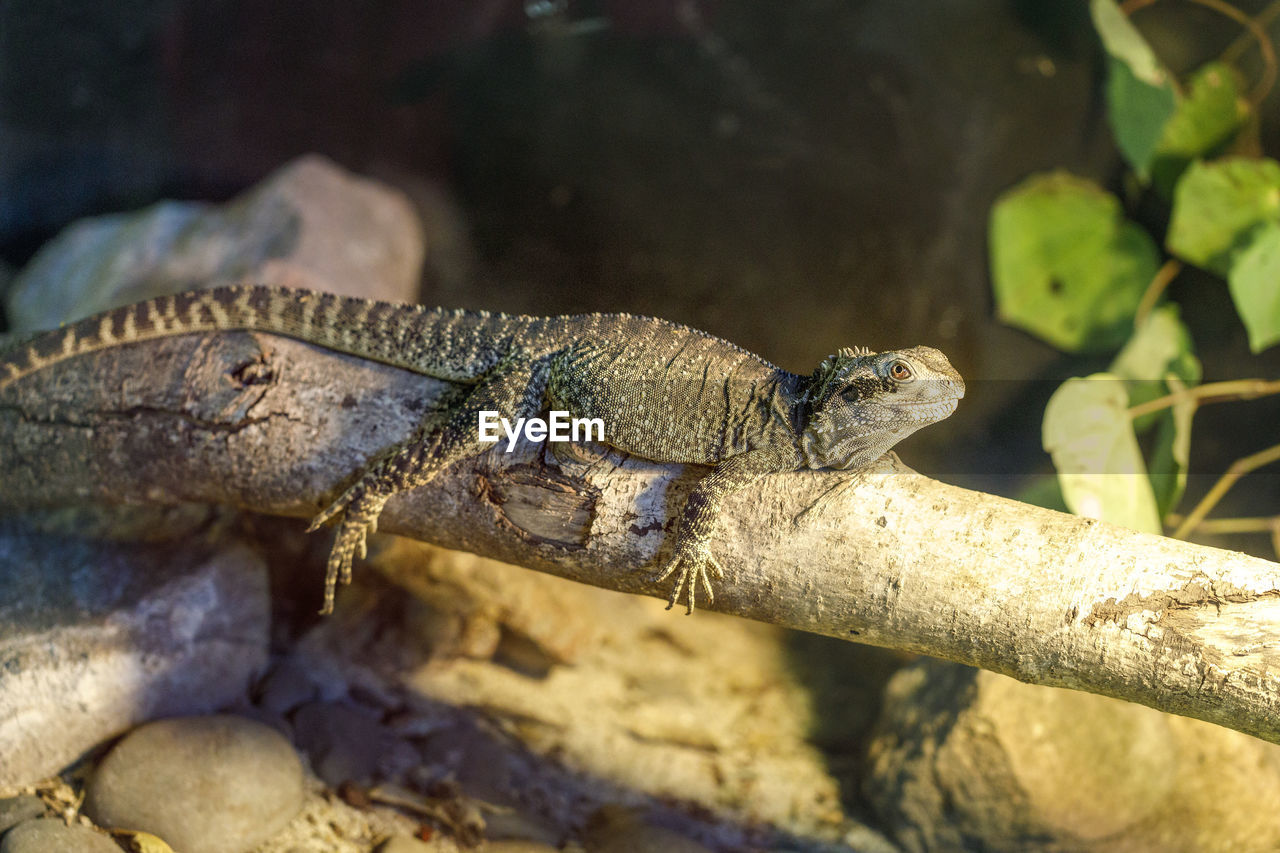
[307,355,543,613]
[655,445,800,613]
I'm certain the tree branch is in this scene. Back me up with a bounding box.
[4,331,1280,745]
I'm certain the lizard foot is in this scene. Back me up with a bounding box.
[652,542,724,614]
[307,490,389,615]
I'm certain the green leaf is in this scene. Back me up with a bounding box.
[1150,62,1247,198]
[1107,306,1198,517]
[1108,303,1201,433]
[1090,0,1169,87]
[1227,221,1280,352]
[1043,373,1162,533]
[1167,157,1280,276]
[990,172,1161,352]
[1148,375,1194,518]
[1015,475,1069,513]
[1091,0,1178,174]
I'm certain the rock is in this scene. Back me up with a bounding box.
[865,660,1280,852]
[377,539,616,667]
[292,700,403,787]
[0,797,45,833]
[482,808,561,846]
[376,836,434,853]
[5,154,424,332]
[226,704,293,742]
[84,715,305,853]
[582,806,712,853]
[0,819,120,853]
[0,535,269,786]
[482,842,560,853]
[256,656,325,716]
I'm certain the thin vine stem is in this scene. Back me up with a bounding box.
[1164,514,1280,533]
[1221,0,1280,65]
[1173,442,1280,539]
[1121,0,1277,107]
[1134,259,1182,328]
[1127,377,1280,420]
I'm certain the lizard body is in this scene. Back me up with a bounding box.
[1,284,964,613]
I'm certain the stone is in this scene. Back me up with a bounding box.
[5,154,424,333]
[482,842,560,853]
[376,836,434,853]
[482,808,560,846]
[292,700,401,787]
[865,660,1280,852]
[582,806,712,853]
[84,715,305,853]
[0,535,269,786]
[0,819,120,853]
[0,797,44,833]
[255,656,324,716]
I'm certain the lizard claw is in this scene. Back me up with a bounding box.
[306,486,357,532]
[309,491,388,614]
[652,543,725,614]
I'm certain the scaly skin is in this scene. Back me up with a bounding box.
[0,285,965,613]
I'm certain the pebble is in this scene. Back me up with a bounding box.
[83,715,304,853]
[482,842,561,853]
[0,797,45,834]
[483,808,561,846]
[0,818,120,852]
[293,700,398,786]
[377,836,434,853]
[256,657,323,716]
[582,805,713,853]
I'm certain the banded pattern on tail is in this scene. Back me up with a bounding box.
[0,285,515,390]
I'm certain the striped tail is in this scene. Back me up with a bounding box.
[0,284,481,390]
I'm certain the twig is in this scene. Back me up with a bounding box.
[1221,0,1280,65]
[1123,0,1277,107]
[1134,259,1182,328]
[1127,377,1280,420]
[1172,442,1280,539]
[1163,514,1280,534]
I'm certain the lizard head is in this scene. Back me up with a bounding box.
[800,345,964,470]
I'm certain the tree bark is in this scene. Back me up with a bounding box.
[4,330,1280,744]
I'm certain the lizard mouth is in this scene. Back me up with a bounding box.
[901,396,960,421]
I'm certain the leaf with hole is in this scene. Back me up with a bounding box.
[990,172,1160,352]
[1043,373,1161,533]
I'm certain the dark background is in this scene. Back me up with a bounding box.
[2,0,1278,537]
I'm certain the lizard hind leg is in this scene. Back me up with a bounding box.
[313,490,389,614]
[306,356,542,614]
[305,414,448,614]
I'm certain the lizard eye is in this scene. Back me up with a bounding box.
[889,360,914,381]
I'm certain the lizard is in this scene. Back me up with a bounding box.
[0,284,965,614]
